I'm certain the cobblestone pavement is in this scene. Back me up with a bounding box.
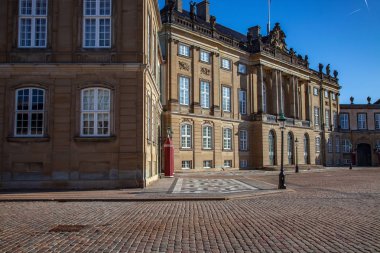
[1,168,379,252]
[172,179,258,194]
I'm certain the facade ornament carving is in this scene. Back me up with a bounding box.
[269,23,287,51]
[203,120,213,125]
[182,118,193,123]
[179,61,190,71]
[200,67,210,76]
[190,1,197,21]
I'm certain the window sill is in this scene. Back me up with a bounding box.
[74,136,116,142]
[7,136,50,143]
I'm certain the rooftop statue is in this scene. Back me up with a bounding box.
[326,64,331,76]
[269,23,287,51]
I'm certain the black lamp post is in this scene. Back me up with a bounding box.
[278,112,286,189]
[295,138,299,173]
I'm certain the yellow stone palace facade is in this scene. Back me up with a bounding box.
[160,0,341,171]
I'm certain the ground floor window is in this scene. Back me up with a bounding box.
[224,160,232,168]
[240,160,248,168]
[203,160,212,169]
[181,161,192,170]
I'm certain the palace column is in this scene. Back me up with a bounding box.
[257,64,264,114]
[272,69,280,115]
[192,46,200,114]
[169,39,179,111]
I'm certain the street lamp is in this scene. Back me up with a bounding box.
[295,138,299,173]
[278,112,286,189]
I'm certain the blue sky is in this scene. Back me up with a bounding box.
[158,0,380,104]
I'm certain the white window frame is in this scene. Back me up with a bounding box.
[239,130,248,151]
[333,111,338,130]
[325,110,330,128]
[181,124,192,149]
[332,93,336,101]
[221,58,231,70]
[18,0,48,48]
[14,87,46,137]
[202,125,212,150]
[222,86,231,112]
[179,76,190,105]
[315,137,321,153]
[238,63,247,74]
[200,50,210,63]
[203,160,212,169]
[80,87,111,137]
[178,44,190,57]
[340,113,349,130]
[313,87,319,96]
[314,107,320,126]
[200,81,210,109]
[358,113,367,130]
[342,139,352,153]
[239,90,247,115]
[182,160,192,169]
[224,160,232,168]
[223,128,232,150]
[375,113,380,130]
[83,0,112,48]
[324,90,329,98]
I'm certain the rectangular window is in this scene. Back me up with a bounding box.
[179,76,190,105]
[203,160,212,169]
[314,107,320,126]
[328,138,333,153]
[325,110,330,128]
[340,113,349,130]
[333,111,338,130]
[223,128,232,150]
[358,113,367,130]
[18,0,48,48]
[181,124,192,149]
[81,88,111,136]
[238,63,247,74]
[313,87,319,96]
[224,160,232,168]
[222,86,231,112]
[221,58,231,70]
[15,88,45,136]
[342,139,352,153]
[375,113,380,130]
[239,130,248,151]
[200,50,210,63]
[182,161,192,169]
[178,44,190,57]
[202,126,212,149]
[239,90,247,115]
[324,90,329,98]
[315,137,321,153]
[335,136,340,153]
[240,160,248,168]
[200,81,210,109]
[332,93,336,100]
[83,0,112,48]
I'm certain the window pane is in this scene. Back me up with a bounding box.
[17,89,30,110]
[84,19,96,47]
[34,18,47,47]
[99,0,111,15]
[82,113,95,135]
[179,77,189,105]
[97,113,109,135]
[16,113,29,135]
[35,0,47,15]
[98,89,110,110]
[99,18,111,47]
[84,0,97,15]
[20,0,32,15]
[31,113,44,135]
[200,81,210,108]
[19,18,32,47]
[83,89,95,110]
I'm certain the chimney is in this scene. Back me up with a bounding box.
[196,1,210,22]
[248,26,261,40]
[166,0,182,13]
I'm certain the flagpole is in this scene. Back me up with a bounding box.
[267,0,271,35]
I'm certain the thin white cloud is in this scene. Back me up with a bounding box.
[348,8,361,16]
[364,0,370,11]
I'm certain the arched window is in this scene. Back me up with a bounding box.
[15,87,46,136]
[202,125,212,149]
[304,134,310,164]
[81,88,111,136]
[223,128,232,150]
[342,139,352,153]
[268,130,276,165]
[181,124,192,149]
[287,132,294,164]
[263,82,267,113]
[315,137,321,153]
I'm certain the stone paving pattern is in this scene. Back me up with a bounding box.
[172,179,258,194]
[1,168,379,252]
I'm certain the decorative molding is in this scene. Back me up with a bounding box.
[200,67,211,76]
[179,61,190,71]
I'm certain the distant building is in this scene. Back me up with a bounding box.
[159,0,341,171]
[339,97,380,166]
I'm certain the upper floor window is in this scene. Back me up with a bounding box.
[83,0,112,48]
[238,63,247,74]
[332,93,336,101]
[313,87,319,96]
[239,90,247,115]
[200,50,210,63]
[200,81,210,109]
[221,58,231,70]
[178,44,190,57]
[325,110,330,128]
[324,90,329,98]
[179,76,190,105]
[333,111,338,130]
[223,128,232,150]
[15,88,45,136]
[340,113,349,130]
[357,113,367,130]
[335,136,340,153]
[181,124,192,149]
[202,125,212,149]
[239,130,248,151]
[375,113,380,130]
[314,107,320,126]
[19,0,48,48]
[222,86,231,112]
[81,88,111,136]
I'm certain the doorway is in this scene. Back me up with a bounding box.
[357,143,372,166]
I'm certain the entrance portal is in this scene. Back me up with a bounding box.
[357,143,372,166]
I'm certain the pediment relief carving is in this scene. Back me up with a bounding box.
[200,67,211,76]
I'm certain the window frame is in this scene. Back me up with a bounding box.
[80,87,111,137]
[178,44,190,57]
[200,80,210,109]
[239,129,248,151]
[335,136,340,153]
[179,76,190,106]
[222,86,231,112]
[223,160,232,168]
[239,89,247,115]
[200,50,211,63]
[82,0,112,49]
[14,87,46,137]
[325,110,330,128]
[238,63,247,74]
[180,123,192,149]
[342,139,352,153]
[313,87,319,96]
[221,58,231,70]
[357,113,367,130]
[181,160,192,169]
[18,0,48,48]
[223,128,232,150]
[340,113,349,130]
[203,160,212,169]
[202,125,213,150]
[327,138,333,153]
[314,107,320,126]
[375,113,380,130]
[315,137,321,153]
